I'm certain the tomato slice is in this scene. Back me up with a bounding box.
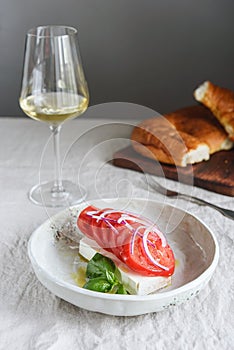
[77,205,175,277]
[120,233,175,276]
[78,206,115,250]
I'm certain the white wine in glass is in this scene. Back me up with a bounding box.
[19,26,89,207]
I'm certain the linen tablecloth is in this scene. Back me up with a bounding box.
[0,103,233,350]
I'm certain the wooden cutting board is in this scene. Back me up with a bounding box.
[112,146,234,197]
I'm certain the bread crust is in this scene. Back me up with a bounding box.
[194,81,234,141]
[131,105,233,167]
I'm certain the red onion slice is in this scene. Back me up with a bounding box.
[103,218,119,235]
[118,214,167,247]
[130,225,145,254]
[86,209,168,259]
[142,228,169,271]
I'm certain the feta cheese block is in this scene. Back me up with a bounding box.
[79,237,171,295]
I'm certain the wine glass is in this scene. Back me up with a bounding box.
[19,25,89,207]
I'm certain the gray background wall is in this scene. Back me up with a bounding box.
[1,0,234,117]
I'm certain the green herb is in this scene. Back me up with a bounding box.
[83,253,128,294]
[86,253,115,279]
[83,277,112,293]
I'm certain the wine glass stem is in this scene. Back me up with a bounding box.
[50,125,64,194]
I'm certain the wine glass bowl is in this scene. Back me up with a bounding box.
[19,25,89,207]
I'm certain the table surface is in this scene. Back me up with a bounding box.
[0,103,234,350]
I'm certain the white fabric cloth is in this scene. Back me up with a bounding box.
[0,103,234,350]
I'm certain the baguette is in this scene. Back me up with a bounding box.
[194,81,234,141]
[131,105,233,167]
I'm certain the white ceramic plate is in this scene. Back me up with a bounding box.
[28,198,219,316]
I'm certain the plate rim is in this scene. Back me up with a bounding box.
[28,197,219,302]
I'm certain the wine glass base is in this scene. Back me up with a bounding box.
[29,180,86,207]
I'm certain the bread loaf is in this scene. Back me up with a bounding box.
[131,105,233,167]
[194,81,234,141]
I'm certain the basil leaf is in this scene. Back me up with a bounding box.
[86,253,115,279]
[83,277,112,293]
[105,270,116,284]
[83,253,128,294]
[116,284,128,295]
[109,284,119,294]
[114,267,122,281]
[109,283,128,295]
